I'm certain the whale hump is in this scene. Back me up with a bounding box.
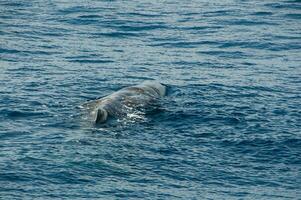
[95,107,108,124]
[141,80,166,97]
[84,80,166,124]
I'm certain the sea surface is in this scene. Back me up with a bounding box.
[1,0,301,199]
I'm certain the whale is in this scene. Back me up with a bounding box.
[82,81,166,124]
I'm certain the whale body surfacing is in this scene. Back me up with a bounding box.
[83,81,166,124]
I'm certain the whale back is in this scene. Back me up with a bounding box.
[83,80,166,124]
[140,81,166,97]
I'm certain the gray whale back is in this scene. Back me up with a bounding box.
[83,81,166,124]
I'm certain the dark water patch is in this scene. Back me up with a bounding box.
[44,170,95,184]
[0,48,20,54]
[0,1,32,7]
[218,41,275,50]
[113,24,168,32]
[0,172,33,182]
[0,15,14,19]
[63,18,100,25]
[284,13,301,19]
[241,62,256,66]
[57,6,100,15]
[149,41,220,48]
[24,50,60,55]
[78,14,103,19]
[251,11,274,16]
[272,108,288,115]
[181,12,201,16]
[0,109,47,119]
[264,2,301,10]
[38,44,62,49]
[126,12,163,18]
[0,130,31,140]
[220,137,301,165]
[90,31,141,38]
[170,61,212,68]
[240,85,294,94]
[202,116,241,125]
[197,50,247,58]
[180,25,223,31]
[38,32,67,37]
[203,9,241,16]
[283,0,301,2]
[66,59,114,64]
[221,19,278,26]
[283,138,301,149]
[6,66,45,73]
[273,35,301,40]
[0,47,60,56]
[268,43,301,51]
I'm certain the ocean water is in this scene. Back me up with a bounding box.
[1,0,301,199]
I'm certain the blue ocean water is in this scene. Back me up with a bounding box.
[1,0,301,199]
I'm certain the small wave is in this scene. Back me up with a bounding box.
[149,41,220,48]
[251,11,273,16]
[90,32,141,38]
[66,59,114,64]
[1,109,46,118]
[113,24,168,32]
[284,13,301,19]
